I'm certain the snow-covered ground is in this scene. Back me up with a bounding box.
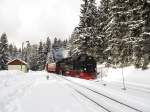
[0,67,150,112]
[97,65,150,89]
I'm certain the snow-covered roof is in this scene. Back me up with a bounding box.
[7,59,28,65]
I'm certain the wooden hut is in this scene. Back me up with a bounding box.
[7,59,28,72]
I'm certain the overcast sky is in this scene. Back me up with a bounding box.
[0,0,99,47]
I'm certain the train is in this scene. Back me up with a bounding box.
[46,54,97,80]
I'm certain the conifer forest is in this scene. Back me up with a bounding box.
[0,0,150,70]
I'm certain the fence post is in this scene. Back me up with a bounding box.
[121,67,126,90]
[101,67,106,86]
[100,67,102,82]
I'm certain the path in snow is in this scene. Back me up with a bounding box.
[19,73,103,112]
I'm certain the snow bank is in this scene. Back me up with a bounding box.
[97,65,150,87]
[0,70,24,75]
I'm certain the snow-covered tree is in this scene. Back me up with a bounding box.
[24,41,31,63]
[46,48,55,63]
[29,44,39,71]
[105,0,133,67]
[140,0,150,69]
[53,37,63,49]
[17,47,22,59]
[8,44,13,59]
[69,28,81,56]
[44,37,55,64]
[0,33,9,70]
[73,0,98,57]
[62,39,68,49]
[37,41,45,70]
[128,0,144,68]
[96,0,111,63]
[45,37,51,54]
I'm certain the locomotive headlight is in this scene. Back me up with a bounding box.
[66,71,69,74]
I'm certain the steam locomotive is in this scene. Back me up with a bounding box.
[46,54,97,80]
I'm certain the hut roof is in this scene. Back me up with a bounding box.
[7,59,27,65]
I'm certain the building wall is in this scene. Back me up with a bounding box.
[8,65,27,72]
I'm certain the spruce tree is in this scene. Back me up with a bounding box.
[141,0,150,69]
[16,47,21,59]
[74,0,98,56]
[62,39,68,49]
[29,44,39,71]
[69,28,81,56]
[37,41,45,70]
[128,0,144,68]
[8,44,13,59]
[0,41,2,70]
[96,0,111,63]
[45,37,51,54]
[105,0,132,67]
[53,37,58,49]
[0,33,9,70]
[46,48,54,63]
[44,37,51,64]
[52,37,62,50]
[25,41,31,63]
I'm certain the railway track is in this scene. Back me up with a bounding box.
[52,74,111,112]
[66,83,112,112]
[54,75,143,112]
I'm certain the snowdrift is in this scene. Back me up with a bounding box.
[97,65,150,87]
